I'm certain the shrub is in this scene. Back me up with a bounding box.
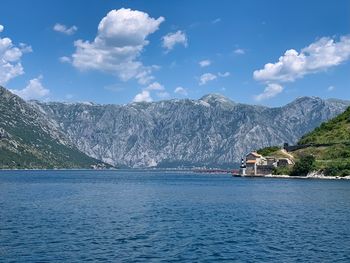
[257,146,280,156]
[323,166,341,177]
[290,155,315,176]
[273,166,292,175]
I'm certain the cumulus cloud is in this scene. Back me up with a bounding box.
[198,71,230,85]
[254,83,283,101]
[145,81,164,91]
[199,59,211,67]
[253,36,350,100]
[10,76,49,100]
[69,8,164,84]
[53,23,78,35]
[254,36,350,83]
[0,26,32,86]
[0,24,4,33]
[162,30,188,52]
[199,73,217,85]
[133,90,152,102]
[133,81,168,102]
[174,86,188,96]
[233,48,245,55]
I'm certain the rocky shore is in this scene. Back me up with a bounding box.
[263,172,350,180]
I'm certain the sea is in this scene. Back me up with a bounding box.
[0,170,350,262]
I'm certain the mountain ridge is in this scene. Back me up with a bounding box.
[0,86,106,169]
[30,92,350,168]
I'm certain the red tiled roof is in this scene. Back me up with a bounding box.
[246,160,257,164]
[247,152,262,158]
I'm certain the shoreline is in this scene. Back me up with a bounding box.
[1,169,349,180]
[244,173,350,180]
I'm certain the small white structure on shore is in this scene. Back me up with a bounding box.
[240,158,246,176]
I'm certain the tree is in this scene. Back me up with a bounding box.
[290,155,315,176]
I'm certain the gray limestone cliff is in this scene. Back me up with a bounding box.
[30,94,350,168]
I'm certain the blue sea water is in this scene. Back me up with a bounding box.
[0,170,350,262]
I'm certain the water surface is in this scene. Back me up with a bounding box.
[1,170,350,262]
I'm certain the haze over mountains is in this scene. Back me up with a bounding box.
[29,92,350,168]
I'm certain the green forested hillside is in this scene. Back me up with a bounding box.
[258,107,350,176]
[294,107,350,176]
[299,107,350,145]
[0,86,106,169]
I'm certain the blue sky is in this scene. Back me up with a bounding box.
[0,0,349,106]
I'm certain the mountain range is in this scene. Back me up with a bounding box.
[27,93,349,168]
[0,86,105,169]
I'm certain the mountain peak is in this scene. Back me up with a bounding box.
[199,94,235,106]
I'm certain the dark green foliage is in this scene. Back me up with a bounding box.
[273,166,292,175]
[0,86,106,169]
[323,162,350,177]
[293,106,350,176]
[257,146,280,156]
[290,155,315,176]
[299,106,350,145]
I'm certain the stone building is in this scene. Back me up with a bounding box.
[242,151,293,176]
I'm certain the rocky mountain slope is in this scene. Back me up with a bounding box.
[0,86,105,169]
[31,94,350,168]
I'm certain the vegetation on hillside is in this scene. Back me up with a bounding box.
[0,86,108,169]
[257,146,281,156]
[289,155,315,177]
[259,107,350,177]
[299,107,350,145]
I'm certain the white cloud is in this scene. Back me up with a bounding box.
[198,71,229,85]
[69,8,164,84]
[254,36,350,83]
[0,27,32,86]
[199,73,217,85]
[10,76,49,100]
[234,48,245,55]
[53,23,78,35]
[199,59,211,67]
[0,25,4,33]
[145,81,164,91]
[174,86,188,96]
[162,30,188,51]
[254,83,283,101]
[133,90,152,102]
[133,81,168,102]
[328,85,335,91]
[253,36,350,100]
[218,72,230,77]
[59,56,71,63]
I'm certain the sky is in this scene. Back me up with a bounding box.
[0,0,349,106]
